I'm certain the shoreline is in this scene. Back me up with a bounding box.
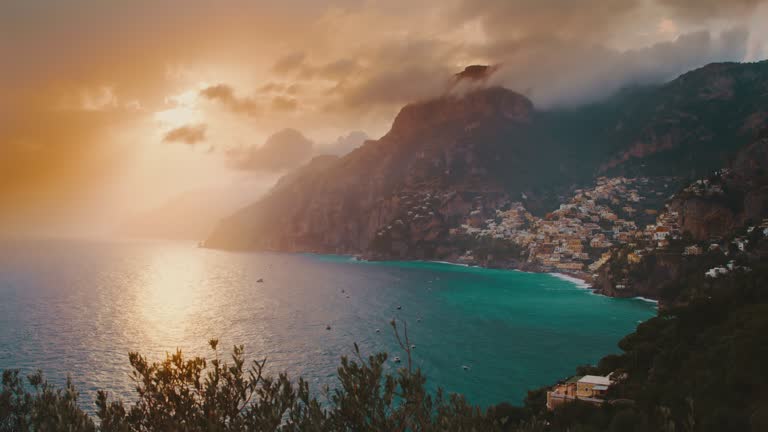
[354,253,659,307]
[213,246,661,306]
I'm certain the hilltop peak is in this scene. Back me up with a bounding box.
[387,86,532,138]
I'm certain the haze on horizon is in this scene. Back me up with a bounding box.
[2,0,767,237]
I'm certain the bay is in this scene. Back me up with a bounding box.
[0,237,655,411]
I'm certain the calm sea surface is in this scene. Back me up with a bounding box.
[0,237,655,411]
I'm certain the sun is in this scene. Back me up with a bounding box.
[153,85,208,130]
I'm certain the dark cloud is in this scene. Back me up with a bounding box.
[200,84,236,100]
[227,128,314,171]
[285,84,300,95]
[452,0,642,41]
[273,52,307,73]
[485,28,751,107]
[339,64,453,108]
[200,84,260,116]
[271,96,298,111]
[658,0,767,20]
[163,124,207,145]
[326,39,458,110]
[259,82,301,95]
[310,0,764,112]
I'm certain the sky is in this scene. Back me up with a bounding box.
[1,0,767,236]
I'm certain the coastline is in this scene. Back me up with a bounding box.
[323,251,660,307]
[211,245,661,305]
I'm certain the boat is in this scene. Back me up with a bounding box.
[462,365,470,371]
[393,356,401,363]
[326,325,331,330]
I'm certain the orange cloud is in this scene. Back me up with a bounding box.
[163,124,207,145]
[200,84,261,116]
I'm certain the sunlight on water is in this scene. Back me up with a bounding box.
[139,248,206,344]
[0,238,655,413]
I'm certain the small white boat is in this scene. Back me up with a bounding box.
[393,356,401,363]
[462,365,470,371]
[410,344,416,349]
[375,328,381,333]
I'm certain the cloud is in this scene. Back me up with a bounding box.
[325,130,369,155]
[227,128,314,172]
[484,28,751,107]
[259,82,300,95]
[163,123,207,145]
[1,0,766,233]
[200,84,260,116]
[658,0,766,20]
[273,52,307,74]
[271,95,298,111]
[451,0,643,41]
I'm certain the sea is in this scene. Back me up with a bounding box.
[0,237,655,412]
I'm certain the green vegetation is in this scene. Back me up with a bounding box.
[1,321,546,431]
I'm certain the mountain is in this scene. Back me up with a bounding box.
[205,61,768,261]
[594,130,768,302]
[119,186,265,241]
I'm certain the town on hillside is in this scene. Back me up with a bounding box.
[451,171,765,291]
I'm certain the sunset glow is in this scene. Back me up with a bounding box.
[2,0,766,238]
[2,1,768,429]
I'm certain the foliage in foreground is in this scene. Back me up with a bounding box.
[0,321,544,432]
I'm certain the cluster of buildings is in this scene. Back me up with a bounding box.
[680,169,729,197]
[458,177,675,276]
[700,219,768,278]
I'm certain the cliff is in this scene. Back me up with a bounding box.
[206,61,768,265]
[595,131,768,302]
[205,87,539,255]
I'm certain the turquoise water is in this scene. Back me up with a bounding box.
[0,238,655,411]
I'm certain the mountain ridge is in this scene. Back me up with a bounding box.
[205,61,768,276]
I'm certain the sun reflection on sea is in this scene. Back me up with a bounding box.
[135,244,207,347]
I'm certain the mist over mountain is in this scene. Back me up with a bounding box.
[119,186,266,241]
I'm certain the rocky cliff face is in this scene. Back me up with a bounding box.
[670,132,768,242]
[206,62,768,262]
[206,87,536,255]
[595,131,768,301]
